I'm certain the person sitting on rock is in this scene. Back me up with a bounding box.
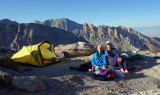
[105,41,129,74]
[91,45,108,71]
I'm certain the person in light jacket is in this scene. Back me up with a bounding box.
[91,45,108,70]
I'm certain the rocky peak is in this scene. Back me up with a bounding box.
[98,25,104,34]
[117,26,125,30]
[33,20,41,24]
[88,24,94,31]
[42,18,82,31]
[127,28,130,32]
[106,26,112,35]
[114,29,119,39]
[83,23,89,31]
[42,19,54,26]
[0,19,19,26]
[102,25,107,28]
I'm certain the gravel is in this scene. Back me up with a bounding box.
[0,54,160,95]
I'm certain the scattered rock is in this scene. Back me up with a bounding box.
[12,76,47,92]
[157,59,160,63]
[0,71,13,86]
[156,53,160,58]
[132,51,139,53]
[141,64,160,80]
[129,89,160,95]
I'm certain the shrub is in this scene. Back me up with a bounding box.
[0,55,20,71]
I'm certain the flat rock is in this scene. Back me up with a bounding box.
[12,76,47,92]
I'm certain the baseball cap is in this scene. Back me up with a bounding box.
[106,41,112,45]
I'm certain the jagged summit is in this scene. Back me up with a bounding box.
[41,18,82,31]
[0,19,19,26]
[33,20,41,24]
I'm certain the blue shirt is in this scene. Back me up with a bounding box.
[91,50,108,66]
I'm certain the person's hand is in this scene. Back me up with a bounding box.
[120,68,125,73]
[118,57,123,62]
[124,70,129,74]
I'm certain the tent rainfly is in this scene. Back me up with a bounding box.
[11,40,59,66]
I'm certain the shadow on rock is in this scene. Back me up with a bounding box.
[40,75,96,95]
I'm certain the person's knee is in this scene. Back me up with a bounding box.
[118,57,123,62]
[122,55,127,60]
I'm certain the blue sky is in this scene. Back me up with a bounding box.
[0,0,160,28]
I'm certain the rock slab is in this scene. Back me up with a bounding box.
[55,42,96,58]
[12,76,47,92]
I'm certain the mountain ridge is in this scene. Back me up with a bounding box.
[0,19,19,26]
[36,18,160,52]
[1,18,160,52]
[10,23,85,50]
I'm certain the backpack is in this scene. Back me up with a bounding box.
[100,69,115,78]
[90,69,115,81]
[69,62,92,72]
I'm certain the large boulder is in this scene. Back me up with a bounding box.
[12,76,47,92]
[54,42,96,58]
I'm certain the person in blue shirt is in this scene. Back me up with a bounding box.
[91,45,108,70]
[105,41,129,74]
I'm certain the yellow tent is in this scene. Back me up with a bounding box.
[11,40,59,66]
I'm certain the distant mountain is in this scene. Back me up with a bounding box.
[0,19,19,26]
[35,18,82,31]
[133,26,160,38]
[1,18,160,52]
[10,23,85,50]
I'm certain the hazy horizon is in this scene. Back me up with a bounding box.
[1,17,160,38]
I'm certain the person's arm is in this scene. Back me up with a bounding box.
[91,53,96,66]
[117,61,123,68]
[113,48,123,63]
[114,49,121,57]
[103,55,108,65]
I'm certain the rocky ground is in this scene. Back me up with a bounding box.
[0,51,160,95]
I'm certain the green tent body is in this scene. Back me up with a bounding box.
[11,40,59,66]
[126,53,144,62]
